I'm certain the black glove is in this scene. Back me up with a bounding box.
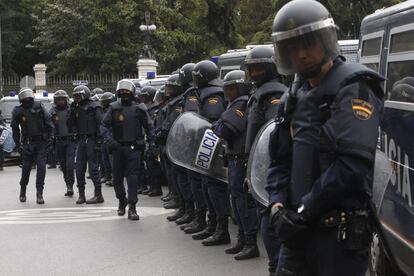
[271,206,309,247]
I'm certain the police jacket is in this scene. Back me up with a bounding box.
[69,100,103,137]
[11,101,54,144]
[212,95,249,156]
[101,101,150,144]
[198,86,226,122]
[182,87,200,113]
[245,79,287,153]
[162,95,184,132]
[49,106,74,137]
[266,57,384,220]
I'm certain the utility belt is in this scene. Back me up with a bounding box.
[56,135,76,142]
[22,135,45,144]
[118,140,145,150]
[77,134,96,140]
[226,153,249,161]
[318,208,372,250]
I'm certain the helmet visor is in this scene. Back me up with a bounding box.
[272,25,339,75]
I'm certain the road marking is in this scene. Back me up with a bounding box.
[0,207,173,225]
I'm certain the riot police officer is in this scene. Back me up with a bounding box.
[139,86,163,197]
[190,60,229,246]
[70,85,104,204]
[11,87,54,204]
[49,90,76,196]
[99,92,115,186]
[101,79,150,220]
[177,63,208,234]
[244,45,287,274]
[212,70,260,260]
[90,87,104,101]
[267,1,384,275]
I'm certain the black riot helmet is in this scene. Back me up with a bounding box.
[53,89,69,107]
[192,60,222,89]
[154,85,168,105]
[139,86,157,103]
[92,87,104,95]
[18,87,35,108]
[73,85,91,103]
[244,46,279,86]
[165,74,183,97]
[100,92,115,109]
[116,79,135,105]
[178,63,196,88]
[271,0,339,77]
[223,70,251,101]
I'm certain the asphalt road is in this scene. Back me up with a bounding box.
[0,166,268,276]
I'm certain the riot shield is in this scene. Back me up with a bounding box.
[166,112,228,183]
[372,150,392,209]
[246,120,275,207]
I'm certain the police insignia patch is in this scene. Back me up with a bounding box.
[208,97,218,105]
[270,98,280,105]
[22,116,26,122]
[118,113,124,121]
[55,116,59,121]
[235,109,244,117]
[189,96,198,103]
[351,99,374,120]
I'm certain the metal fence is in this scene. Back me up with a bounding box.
[2,74,139,97]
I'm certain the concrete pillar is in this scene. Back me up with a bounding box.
[137,59,158,79]
[33,64,47,93]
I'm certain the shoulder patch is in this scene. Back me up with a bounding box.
[208,97,219,105]
[188,96,198,103]
[235,108,244,118]
[22,116,26,122]
[270,97,280,105]
[118,113,124,121]
[351,99,374,120]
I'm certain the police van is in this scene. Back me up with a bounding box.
[358,1,414,275]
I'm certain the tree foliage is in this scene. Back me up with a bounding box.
[0,0,406,76]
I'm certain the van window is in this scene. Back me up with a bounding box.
[390,29,414,53]
[387,61,414,102]
[361,37,382,56]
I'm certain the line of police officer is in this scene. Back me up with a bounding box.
[9,0,385,274]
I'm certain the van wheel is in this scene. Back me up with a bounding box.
[369,232,402,276]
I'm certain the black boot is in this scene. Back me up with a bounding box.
[86,187,104,204]
[36,191,45,204]
[175,207,194,225]
[163,197,179,209]
[234,234,260,260]
[202,217,231,246]
[142,186,151,195]
[183,209,207,234]
[161,192,172,202]
[117,197,128,216]
[166,204,185,221]
[76,188,86,204]
[225,231,244,254]
[128,203,140,221]
[64,185,74,197]
[192,216,216,240]
[19,186,27,202]
[148,189,163,197]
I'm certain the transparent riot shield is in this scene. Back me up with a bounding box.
[372,150,392,209]
[246,120,275,207]
[166,112,228,183]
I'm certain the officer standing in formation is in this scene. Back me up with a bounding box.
[101,79,150,220]
[267,0,384,275]
[11,87,54,204]
[211,70,260,260]
[244,45,287,274]
[99,92,116,187]
[70,85,104,204]
[49,90,76,197]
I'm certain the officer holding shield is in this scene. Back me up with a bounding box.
[267,1,384,275]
